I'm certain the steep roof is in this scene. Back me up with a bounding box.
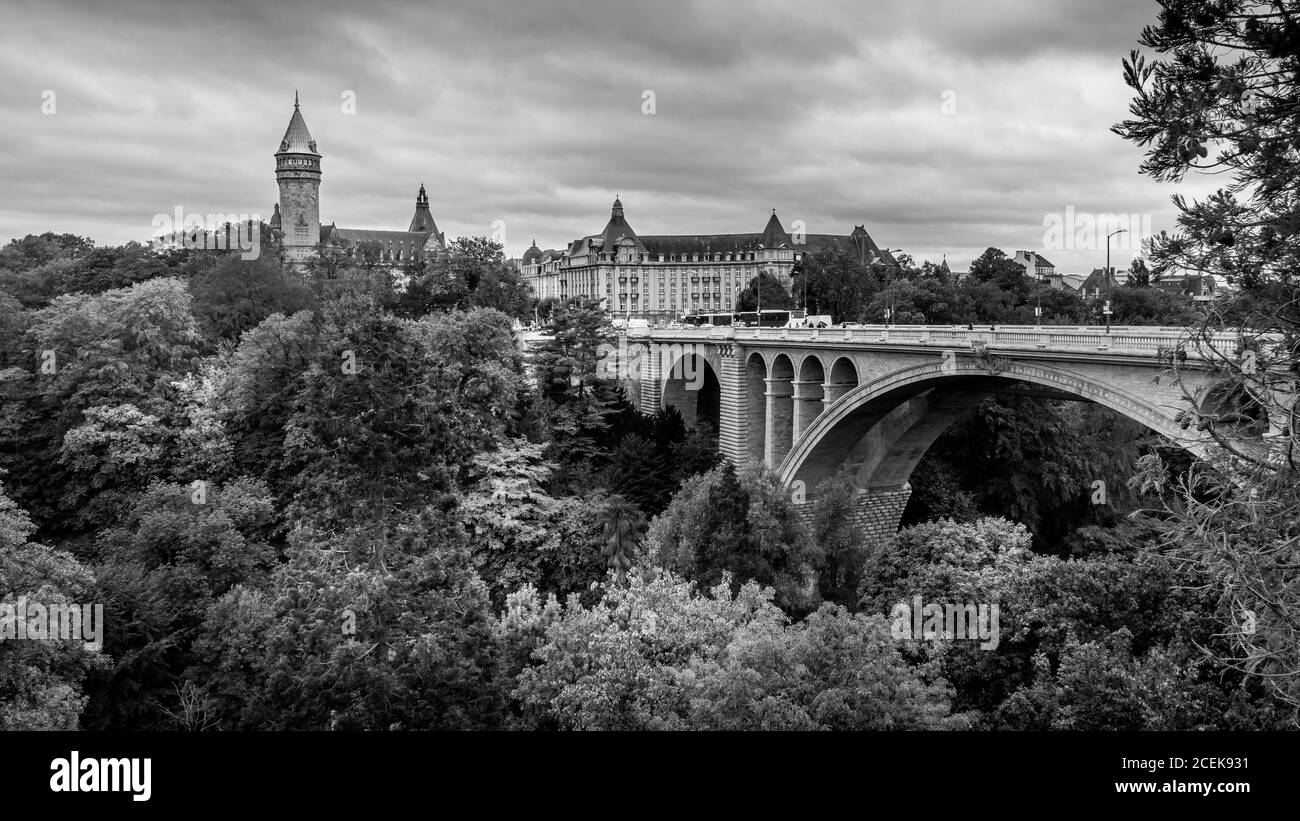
[1078,267,1121,295]
[1055,273,1086,291]
[277,95,319,156]
[321,226,437,257]
[557,199,896,265]
[408,184,440,234]
[594,197,645,253]
[638,233,763,255]
[803,227,897,266]
[758,210,791,248]
[1016,250,1055,268]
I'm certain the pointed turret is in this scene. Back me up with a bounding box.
[278,94,319,156]
[597,195,643,253]
[408,183,440,234]
[758,209,790,248]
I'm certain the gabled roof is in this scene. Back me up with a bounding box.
[1078,267,1121,295]
[1016,250,1055,268]
[1055,273,1087,291]
[803,227,897,266]
[1153,274,1216,293]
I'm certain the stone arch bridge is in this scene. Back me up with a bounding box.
[617,324,1286,545]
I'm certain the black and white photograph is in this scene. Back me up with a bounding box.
[1,0,1296,805]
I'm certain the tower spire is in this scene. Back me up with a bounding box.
[276,93,321,265]
[409,183,438,234]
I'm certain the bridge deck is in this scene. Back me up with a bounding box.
[626,324,1253,361]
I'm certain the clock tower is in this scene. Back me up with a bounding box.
[275,92,322,263]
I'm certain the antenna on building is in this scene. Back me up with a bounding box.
[294,90,300,109]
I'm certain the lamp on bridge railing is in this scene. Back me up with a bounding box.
[1105,228,1127,335]
[1035,270,1043,329]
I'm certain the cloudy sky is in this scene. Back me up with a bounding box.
[0,0,1218,273]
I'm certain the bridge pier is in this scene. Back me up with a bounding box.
[640,343,662,415]
[822,379,854,406]
[764,376,794,467]
[718,348,748,463]
[794,483,912,553]
[791,380,824,440]
[853,484,913,550]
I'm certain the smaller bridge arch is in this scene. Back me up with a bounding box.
[745,352,768,462]
[766,354,796,465]
[660,345,722,431]
[825,355,859,405]
[794,355,826,440]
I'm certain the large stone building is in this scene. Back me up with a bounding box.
[269,94,446,265]
[521,198,896,320]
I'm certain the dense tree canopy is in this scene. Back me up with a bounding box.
[0,129,1292,733]
[1112,0,1300,708]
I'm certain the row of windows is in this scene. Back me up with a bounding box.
[546,273,753,288]
[529,251,798,272]
[601,250,773,263]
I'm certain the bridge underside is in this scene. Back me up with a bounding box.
[787,376,1064,495]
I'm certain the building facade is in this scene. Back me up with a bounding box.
[268,94,446,266]
[1012,250,1056,281]
[521,198,896,320]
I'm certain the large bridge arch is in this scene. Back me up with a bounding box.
[777,358,1210,498]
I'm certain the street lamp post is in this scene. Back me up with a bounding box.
[884,256,893,327]
[1035,264,1043,329]
[1105,228,1127,334]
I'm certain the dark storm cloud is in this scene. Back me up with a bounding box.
[0,0,1216,273]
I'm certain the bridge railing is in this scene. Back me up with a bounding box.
[626,324,1250,359]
